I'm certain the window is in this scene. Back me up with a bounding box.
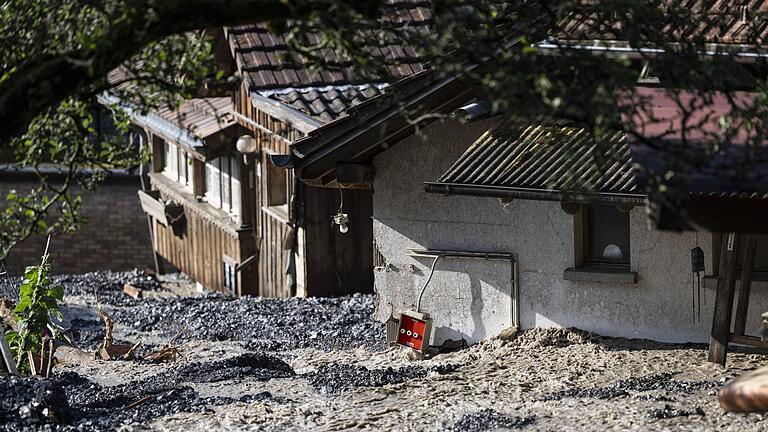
[205,158,222,208]
[204,156,241,220]
[584,204,631,267]
[178,150,191,189]
[163,141,178,180]
[266,153,288,209]
[222,256,238,294]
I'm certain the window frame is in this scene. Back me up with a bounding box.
[263,150,290,221]
[582,204,631,268]
[203,155,242,221]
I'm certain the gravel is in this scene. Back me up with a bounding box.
[540,372,720,401]
[445,409,536,431]
[303,363,459,394]
[106,292,385,351]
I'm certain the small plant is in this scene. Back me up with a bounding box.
[4,241,63,374]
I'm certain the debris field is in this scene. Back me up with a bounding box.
[1,271,768,431]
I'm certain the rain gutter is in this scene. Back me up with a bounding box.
[424,182,646,205]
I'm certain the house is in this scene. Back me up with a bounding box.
[112,2,430,297]
[276,16,768,349]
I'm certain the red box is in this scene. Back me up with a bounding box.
[397,310,432,353]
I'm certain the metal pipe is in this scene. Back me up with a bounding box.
[408,247,520,330]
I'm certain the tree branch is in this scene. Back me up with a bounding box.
[0,0,384,143]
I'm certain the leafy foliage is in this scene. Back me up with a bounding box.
[4,252,63,374]
[1,0,768,253]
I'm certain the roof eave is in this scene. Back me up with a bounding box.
[424,181,646,205]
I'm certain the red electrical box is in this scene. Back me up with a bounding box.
[397,310,432,353]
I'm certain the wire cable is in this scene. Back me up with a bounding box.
[416,254,443,312]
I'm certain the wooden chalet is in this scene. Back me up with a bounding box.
[112,1,430,297]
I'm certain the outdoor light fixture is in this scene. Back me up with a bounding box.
[333,212,349,233]
[236,135,258,164]
[332,187,349,234]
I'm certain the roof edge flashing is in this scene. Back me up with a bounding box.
[424,182,646,205]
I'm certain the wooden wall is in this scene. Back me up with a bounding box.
[303,186,374,297]
[238,85,301,298]
[236,83,374,298]
[154,205,257,296]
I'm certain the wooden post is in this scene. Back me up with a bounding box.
[734,235,757,336]
[709,232,740,365]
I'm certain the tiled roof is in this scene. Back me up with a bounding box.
[260,84,387,123]
[227,0,429,91]
[154,97,236,139]
[555,1,768,46]
[436,116,638,196]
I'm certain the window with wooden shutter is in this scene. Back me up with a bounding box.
[230,157,241,218]
[205,158,222,209]
[163,142,178,181]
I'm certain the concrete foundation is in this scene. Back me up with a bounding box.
[372,119,768,345]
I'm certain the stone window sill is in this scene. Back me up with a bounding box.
[564,264,638,284]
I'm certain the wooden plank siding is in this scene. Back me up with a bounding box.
[237,83,374,298]
[154,205,257,296]
[238,84,299,298]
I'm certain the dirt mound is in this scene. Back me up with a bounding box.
[505,327,599,348]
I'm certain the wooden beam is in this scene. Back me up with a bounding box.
[709,232,741,365]
[735,235,758,336]
[729,333,768,349]
[332,163,375,186]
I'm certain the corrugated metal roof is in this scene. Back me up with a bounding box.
[227,0,429,91]
[260,84,387,123]
[437,116,637,195]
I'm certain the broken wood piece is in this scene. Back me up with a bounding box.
[123,395,153,411]
[28,348,50,376]
[45,339,55,378]
[720,366,768,412]
[122,283,143,299]
[96,298,113,350]
[122,340,142,360]
[99,344,134,361]
[0,335,17,375]
[144,346,179,363]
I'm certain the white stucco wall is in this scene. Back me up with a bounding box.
[372,118,768,345]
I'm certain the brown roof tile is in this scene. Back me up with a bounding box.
[228,0,429,91]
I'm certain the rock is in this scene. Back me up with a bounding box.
[498,326,519,341]
[34,382,71,423]
[720,366,768,412]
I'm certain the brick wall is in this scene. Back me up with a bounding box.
[0,174,155,275]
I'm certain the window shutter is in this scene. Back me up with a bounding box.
[231,158,241,217]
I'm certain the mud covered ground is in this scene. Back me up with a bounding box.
[2,271,768,431]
